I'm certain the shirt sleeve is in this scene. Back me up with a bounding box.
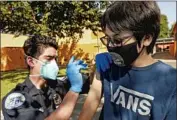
[164,91,176,120]
[2,92,44,120]
[3,108,44,120]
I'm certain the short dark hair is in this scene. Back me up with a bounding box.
[23,35,58,59]
[101,1,160,54]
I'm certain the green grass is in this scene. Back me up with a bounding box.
[1,70,27,100]
[1,67,90,100]
[1,68,67,100]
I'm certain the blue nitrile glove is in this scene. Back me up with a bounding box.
[95,52,113,73]
[66,56,87,93]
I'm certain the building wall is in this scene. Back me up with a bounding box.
[1,30,106,71]
[172,24,176,57]
[1,34,28,47]
[1,47,27,71]
[1,34,28,71]
[58,29,107,59]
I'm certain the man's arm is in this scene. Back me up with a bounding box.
[79,71,102,120]
[45,91,79,120]
[46,56,87,120]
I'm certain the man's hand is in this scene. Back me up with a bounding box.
[66,56,87,93]
[96,52,112,73]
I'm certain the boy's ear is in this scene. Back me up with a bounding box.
[143,35,153,47]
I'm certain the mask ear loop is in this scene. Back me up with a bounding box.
[137,34,150,54]
[29,74,41,77]
[24,54,45,65]
[23,54,38,77]
[25,54,45,77]
[109,64,114,102]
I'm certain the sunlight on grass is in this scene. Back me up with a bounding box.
[1,78,24,100]
[59,68,66,76]
[1,67,90,100]
[1,70,27,100]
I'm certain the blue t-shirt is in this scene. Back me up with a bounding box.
[100,61,176,120]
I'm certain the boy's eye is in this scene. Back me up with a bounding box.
[114,39,122,44]
[112,38,123,45]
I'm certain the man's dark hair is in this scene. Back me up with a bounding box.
[23,35,58,59]
[101,1,160,54]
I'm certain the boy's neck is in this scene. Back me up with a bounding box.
[132,52,158,68]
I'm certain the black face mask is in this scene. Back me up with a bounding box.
[107,42,140,67]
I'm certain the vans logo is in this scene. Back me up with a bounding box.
[110,85,154,116]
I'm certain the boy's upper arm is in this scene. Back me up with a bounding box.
[90,71,103,97]
[79,71,103,120]
[164,91,176,120]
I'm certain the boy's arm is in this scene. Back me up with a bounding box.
[78,52,112,120]
[164,92,176,120]
[79,71,102,120]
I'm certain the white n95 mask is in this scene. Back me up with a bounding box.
[30,58,59,80]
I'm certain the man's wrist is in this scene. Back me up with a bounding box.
[70,87,82,93]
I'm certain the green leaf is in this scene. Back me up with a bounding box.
[1,1,106,39]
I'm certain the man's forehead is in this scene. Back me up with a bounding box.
[43,52,58,57]
[41,47,58,57]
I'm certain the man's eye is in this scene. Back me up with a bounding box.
[55,57,58,61]
[47,57,54,61]
[44,58,52,63]
[46,58,51,61]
